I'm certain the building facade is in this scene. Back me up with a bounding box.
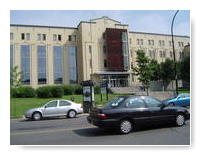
[10,16,190,88]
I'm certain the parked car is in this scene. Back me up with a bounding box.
[87,96,190,134]
[163,93,190,107]
[25,100,83,120]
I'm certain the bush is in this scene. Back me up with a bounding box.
[74,85,82,94]
[36,86,53,98]
[51,86,64,98]
[12,86,36,98]
[62,85,75,95]
[94,85,100,94]
[36,86,64,98]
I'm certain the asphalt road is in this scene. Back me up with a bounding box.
[10,115,190,145]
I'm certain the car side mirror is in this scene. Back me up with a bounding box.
[44,106,47,108]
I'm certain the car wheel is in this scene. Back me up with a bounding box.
[32,112,42,121]
[175,113,185,126]
[67,110,77,118]
[169,102,175,106]
[119,119,132,134]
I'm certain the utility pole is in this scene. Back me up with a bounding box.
[171,10,179,94]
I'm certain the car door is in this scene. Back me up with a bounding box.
[57,100,72,116]
[144,97,174,123]
[43,100,58,117]
[123,97,151,124]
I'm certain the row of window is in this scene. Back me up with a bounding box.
[136,38,186,47]
[10,44,77,85]
[10,33,76,42]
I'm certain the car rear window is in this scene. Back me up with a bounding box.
[104,97,125,107]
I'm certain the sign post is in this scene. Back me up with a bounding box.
[80,80,95,113]
[100,80,108,101]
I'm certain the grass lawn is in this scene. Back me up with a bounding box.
[10,94,123,118]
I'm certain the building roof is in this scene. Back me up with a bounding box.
[10,24,77,30]
[130,31,190,38]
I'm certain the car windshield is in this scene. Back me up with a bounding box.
[169,94,179,99]
[103,97,125,107]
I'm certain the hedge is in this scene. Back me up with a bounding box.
[11,86,36,98]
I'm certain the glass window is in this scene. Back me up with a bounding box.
[10,33,14,40]
[68,46,77,83]
[58,35,61,41]
[46,101,57,108]
[125,98,146,108]
[145,97,163,107]
[37,34,41,41]
[21,33,25,40]
[54,46,63,84]
[10,44,13,67]
[21,45,30,85]
[160,51,163,58]
[42,34,46,41]
[37,45,47,84]
[104,97,125,107]
[26,33,30,40]
[59,100,71,106]
[53,34,57,41]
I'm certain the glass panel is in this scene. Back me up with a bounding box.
[21,45,30,85]
[10,44,13,67]
[54,46,63,84]
[145,97,163,107]
[68,46,77,83]
[125,98,145,108]
[46,101,57,107]
[59,101,71,106]
[37,45,46,84]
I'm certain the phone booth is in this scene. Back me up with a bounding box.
[80,80,94,113]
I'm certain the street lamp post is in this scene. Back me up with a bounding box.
[171,10,179,94]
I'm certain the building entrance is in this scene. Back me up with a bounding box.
[100,75,128,87]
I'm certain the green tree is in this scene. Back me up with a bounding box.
[10,66,23,89]
[178,55,190,82]
[149,59,161,81]
[132,50,154,95]
[160,58,175,82]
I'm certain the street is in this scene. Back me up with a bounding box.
[10,115,190,145]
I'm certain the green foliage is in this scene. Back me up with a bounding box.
[132,50,154,95]
[50,86,64,98]
[36,86,53,98]
[74,85,82,94]
[160,58,175,81]
[94,85,101,94]
[178,55,190,82]
[149,59,161,81]
[12,86,36,98]
[62,85,75,95]
[10,66,23,89]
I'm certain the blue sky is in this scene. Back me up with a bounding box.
[10,10,190,36]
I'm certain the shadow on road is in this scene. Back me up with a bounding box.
[73,123,178,137]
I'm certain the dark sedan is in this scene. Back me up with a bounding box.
[87,96,190,134]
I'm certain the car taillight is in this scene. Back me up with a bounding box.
[97,113,106,119]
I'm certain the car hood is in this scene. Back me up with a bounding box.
[26,107,44,113]
[163,99,173,104]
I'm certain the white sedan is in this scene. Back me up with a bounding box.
[25,100,83,120]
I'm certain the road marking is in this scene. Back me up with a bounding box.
[10,125,94,136]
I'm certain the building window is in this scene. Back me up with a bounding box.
[90,59,92,68]
[159,40,162,46]
[21,45,30,85]
[170,51,173,58]
[10,44,13,67]
[162,40,165,46]
[103,45,106,53]
[21,33,30,40]
[163,51,166,58]
[58,35,61,41]
[21,33,25,40]
[68,35,76,42]
[160,50,163,58]
[137,39,140,45]
[89,45,92,53]
[136,38,144,45]
[104,59,107,68]
[53,46,63,84]
[37,34,46,41]
[53,34,62,41]
[37,45,47,84]
[68,46,77,83]
[169,41,172,46]
[10,33,14,40]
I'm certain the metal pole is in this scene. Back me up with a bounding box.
[171,10,179,94]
